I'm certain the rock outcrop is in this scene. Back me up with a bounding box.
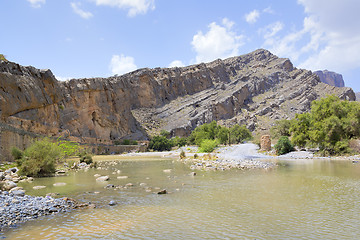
[314,70,345,88]
[0,49,356,161]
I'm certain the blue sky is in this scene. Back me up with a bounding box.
[1,0,360,92]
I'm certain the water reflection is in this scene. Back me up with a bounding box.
[3,158,360,239]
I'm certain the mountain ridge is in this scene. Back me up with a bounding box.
[0,49,355,160]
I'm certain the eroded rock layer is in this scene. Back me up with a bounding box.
[0,49,355,160]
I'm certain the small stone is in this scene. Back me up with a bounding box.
[33,186,46,190]
[139,183,147,187]
[96,176,109,181]
[94,174,101,178]
[157,189,167,194]
[109,200,117,206]
[117,176,128,179]
[163,169,172,173]
[189,172,196,176]
[125,183,133,187]
[53,182,67,187]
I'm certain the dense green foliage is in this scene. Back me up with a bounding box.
[14,138,83,177]
[78,151,93,164]
[172,136,187,147]
[16,138,63,177]
[286,95,360,155]
[270,119,292,139]
[148,135,173,151]
[188,121,252,146]
[198,139,219,153]
[11,147,23,160]
[274,136,294,155]
[229,124,253,144]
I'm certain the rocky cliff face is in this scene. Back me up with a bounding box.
[314,70,345,88]
[0,49,356,160]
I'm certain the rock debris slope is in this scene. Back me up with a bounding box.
[0,49,355,159]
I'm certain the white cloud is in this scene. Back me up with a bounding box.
[168,60,185,68]
[71,2,93,19]
[93,0,155,17]
[245,10,260,24]
[27,0,45,8]
[260,21,284,39]
[110,54,137,75]
[191,18,245,63]
[263,7,274,14]
[263,0,360,74]
[297,0,360,72]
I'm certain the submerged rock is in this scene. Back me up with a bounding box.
[96,176,109,181]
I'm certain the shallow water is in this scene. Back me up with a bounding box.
[3,157,360,239]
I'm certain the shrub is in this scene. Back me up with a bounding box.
[270,119,292,139]
[148,135,174,151]
[198,139,219,153]
[180,150,186,159]
[229,125,253,144]
[160,130,171,138]
[79,151,93,164]
[172,136,187,147]
[11,147,23,160]
[17,138,62,177]
[274,136,294,155]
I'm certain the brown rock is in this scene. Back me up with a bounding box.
[260,135,271,151]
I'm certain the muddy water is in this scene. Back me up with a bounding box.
[3,157,360,239]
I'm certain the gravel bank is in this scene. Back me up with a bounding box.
[0,190,81,231]
[180,144,275,171]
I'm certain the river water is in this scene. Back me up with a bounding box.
[3,156,360,239]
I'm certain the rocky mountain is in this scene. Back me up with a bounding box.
[0,49,355,160]
[314,70,345,87]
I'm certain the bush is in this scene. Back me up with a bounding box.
[180,150,186,159]
[160,130,171,138]
[79,151,93,164]
[172,136,187,147]
[148,135,174,151]
[274,136,294,155]
[198,139,219,153]
[17,138,62,177]
[229,125,253,144]
[11,147,23,160]
[270,119,292,139]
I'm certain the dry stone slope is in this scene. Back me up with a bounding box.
[0,49,355,160]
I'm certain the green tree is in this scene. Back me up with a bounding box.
[198,139,219,153]
[270,119,292,139]
[189,121,220,145]
[17,138,63,177]
[229,125,253,144]
[290,112,311,148]
[289,95,360,155]
[148,135,174,151]
[274,136,294,155]
[216,127,229,145]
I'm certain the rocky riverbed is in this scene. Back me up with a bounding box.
[178,144,275,171]
[0,191,81,231]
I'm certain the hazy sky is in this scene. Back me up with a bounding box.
[1,0,360,91]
